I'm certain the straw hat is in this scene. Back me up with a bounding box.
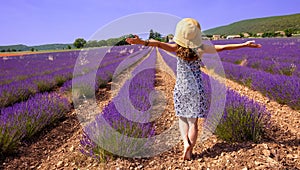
[173,18,202,48]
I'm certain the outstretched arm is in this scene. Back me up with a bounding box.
[202,40,262,53]
[126,35,177,53]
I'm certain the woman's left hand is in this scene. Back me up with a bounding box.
[243,40,262,48]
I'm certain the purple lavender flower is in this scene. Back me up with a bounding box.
[80,48,156,160]
[0,92,71,154]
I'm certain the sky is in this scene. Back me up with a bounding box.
[0,0,299,46]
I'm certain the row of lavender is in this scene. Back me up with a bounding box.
[220,61,300,110]
[0,46,145,109]
[201,49,300,110]
[212,38,300,77]
[0,45,150,154]
[0,51,79,85]
[80,49,157,161]
[0,47,137,83]
[159,49,270,142]
[62,47,151,101]
[172,38,299,110]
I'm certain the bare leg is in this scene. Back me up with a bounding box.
[187,118,198,158]
[178,117,191,160]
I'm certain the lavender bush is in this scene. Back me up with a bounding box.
[80,49,156,161]
[222,61,300,110]
[214,38,300,78]
[0,92,71,154]
[214,89,271,142]
[0,51,78,86]
[70,48,150,103]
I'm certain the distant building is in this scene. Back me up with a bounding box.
[292,33,300,37]
[275,31,285,36]
[212,35,221,40]
[167,35,174,43]
[168,35,174,40]
[202,37,210,40]
[242,32,250,38]
[226,35,241,39]
[256,33,264,37]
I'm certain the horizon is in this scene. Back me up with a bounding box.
[1,0,300,46]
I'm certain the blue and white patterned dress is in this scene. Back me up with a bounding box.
[174,57,207,118]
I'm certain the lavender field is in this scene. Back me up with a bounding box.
[1,37,299,169]
[0,45,148,154]
[214,38,300,110]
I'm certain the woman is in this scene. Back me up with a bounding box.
[126,18,261,160]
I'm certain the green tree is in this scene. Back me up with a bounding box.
[165,36,169,43]
[284,28,295,37]
[98,40,107,47]
[154,32,162,40]
[149,29,154,39]
[67,45,72,49]
[247,32,253,37]
[148,29,163,41]
[127,34,135,38]
[106,38,119,46]
[262,32,275,38]
[115,38,129,46]
[73,38,87,48]
[86,40,98,47]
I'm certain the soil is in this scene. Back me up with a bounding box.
[0,50,78,57]
[0,52,37,57]
[0,51,56,57]
[1,48,299,169]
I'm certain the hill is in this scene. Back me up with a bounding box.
[203,13,300,35]
[0,44,29,51]
[0,43,74,52]
[32,44,74,51]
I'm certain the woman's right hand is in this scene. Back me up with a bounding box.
[243,40,262,48]
[126,35,143,45]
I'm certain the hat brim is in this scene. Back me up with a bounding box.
[173,30,202,49]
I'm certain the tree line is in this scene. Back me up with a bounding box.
[205,28,299,39]
[1,29,171,52]
[73,36,130,49]
[73,29,170,48]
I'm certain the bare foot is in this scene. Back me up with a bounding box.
[183,144,191,160]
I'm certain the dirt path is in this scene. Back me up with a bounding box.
[0,51,40,57]
[0,50,79,57]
